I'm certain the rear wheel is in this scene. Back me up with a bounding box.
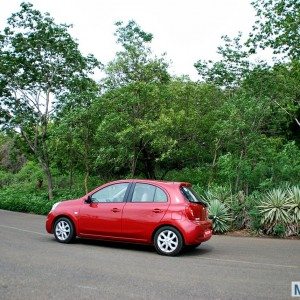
[54,217,75,243]
[154,226,183,256]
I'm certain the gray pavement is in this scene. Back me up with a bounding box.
[0,209,299,300]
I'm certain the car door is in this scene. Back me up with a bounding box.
[78,182,130,238]
[122,183,170,242]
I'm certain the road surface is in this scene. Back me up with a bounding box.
[0,209,299,299]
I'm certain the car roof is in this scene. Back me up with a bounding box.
[108,179,191,187]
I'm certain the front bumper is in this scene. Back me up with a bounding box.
[45,212,55,234]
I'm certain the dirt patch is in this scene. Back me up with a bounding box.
[224,229,300,240]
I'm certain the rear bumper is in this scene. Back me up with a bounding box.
[183,220,213,245]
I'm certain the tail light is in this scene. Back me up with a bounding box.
[185,203,206,221]
[185,206,196,220]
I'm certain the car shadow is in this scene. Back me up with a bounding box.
[71,237,214,256]
[182,244,214,256]
[74,238,156,254]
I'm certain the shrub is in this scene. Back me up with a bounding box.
[273,224,286,237]
[248,208,262,233]
[201,186,246,230]
[0,187,78,215]
[287,186,300,235]
[0,192,53,215]
[15,161,43,183]
[0,170,14,188]
[258,188,291,235]
[207,199,232,233]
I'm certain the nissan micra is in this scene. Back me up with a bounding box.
[46,179,212,256]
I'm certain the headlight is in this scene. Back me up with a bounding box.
[51,202,61,211]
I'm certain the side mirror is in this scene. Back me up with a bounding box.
[85,195,92,204]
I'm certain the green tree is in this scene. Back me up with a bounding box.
[96,21,171,178]
[0,3,99,199]
[250,0,300,59]
[0,133,26,173]
[242,61,300,132]
[104,20,169,89]
[51,77,100,193]
[194,33,251,88]
[160,79,224,175]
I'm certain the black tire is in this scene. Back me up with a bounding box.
[154,226,183,256]
[53,217,76,243]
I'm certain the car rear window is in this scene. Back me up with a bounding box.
[180,186,207,206]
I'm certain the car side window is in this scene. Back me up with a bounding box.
[91,183,129,203]
[153,187,168,202]
[132,183,167,203]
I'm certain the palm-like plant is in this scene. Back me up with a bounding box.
[258,189,291,234]
[287,186,300,223]
[202,187,244,230]
[202,186,233,204]
[287,186,300,235]
[208,199,232,233]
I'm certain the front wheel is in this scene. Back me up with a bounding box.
[54,217,76,243]
[154,226,183,256]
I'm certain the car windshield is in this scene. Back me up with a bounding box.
[180,186,207,206]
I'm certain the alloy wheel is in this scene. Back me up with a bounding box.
[55,220,71,241]
[157,229,179,253]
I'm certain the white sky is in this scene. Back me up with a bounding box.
[0,0,256,80]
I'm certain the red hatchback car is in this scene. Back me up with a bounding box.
[46,179,212,255]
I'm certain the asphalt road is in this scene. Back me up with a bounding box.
[0,209,299,300]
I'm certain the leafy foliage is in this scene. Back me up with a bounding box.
[195,33,251,88]
[288,186,300,223]
[258,189,291,234]
[249,0,300,59]
[0,2,99,199]
[207,200,232,233]
[287,186,300,235]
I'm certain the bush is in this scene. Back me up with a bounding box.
[201,186,245,230]
[0,186,84,215]
[248,208,262,233]
[258,188,291,235]
[15,161,43,184]
[207,199,232,233]
[0,188,55,214]
[273,224,286,237]
[287,186,300,235]
[0,170,14,188]
[198,185,300,237]
[0,166,102,216]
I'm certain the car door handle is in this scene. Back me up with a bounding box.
[111,208,121,213]
[152,208,163,213]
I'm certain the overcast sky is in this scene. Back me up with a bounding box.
[0,0,256,79]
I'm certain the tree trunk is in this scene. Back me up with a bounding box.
[19,88,54,200]
[209,138,221,185]
[46,168,54,200]
[130,148,137,177]
[141,147,156,179]
[234,149,244,193]
[69,167,74,190]
[40,160,54,200]
[84,170,89,195]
